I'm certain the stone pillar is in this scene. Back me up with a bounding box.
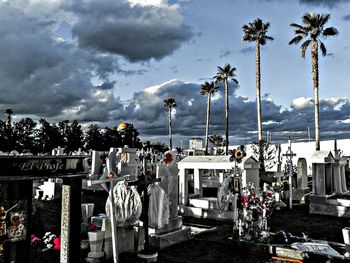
[341,164,348,193]
[60,185,70,263]
[313,163,326,195]
[178,169,188,206]
[333,163,343,194]
[325,163,333,195]
[62,178,82,263]
[296,158,308,189]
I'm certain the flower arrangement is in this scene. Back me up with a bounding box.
[241,183,260,210]
[43,232,57,250]
[260,183,276,217]
[240,183,276,220]
[53,236,61,250]
[31,232,61,253]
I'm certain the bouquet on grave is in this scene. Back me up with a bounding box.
[260,183,276,218]
[42,232,60,251]
[240,183,276,221]
[240,183,262,221]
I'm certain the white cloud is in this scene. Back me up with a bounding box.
[292,97,314,109]
[127,0,167,7]
[323,97,348,110]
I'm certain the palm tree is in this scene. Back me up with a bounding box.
[164,97,177,150]
[209,134,224,155]
[200,81,220,154]
[213,64,238,155]
[289,12,338,150]
[242,18,273,143]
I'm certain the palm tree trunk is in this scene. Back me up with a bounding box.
[169,107,173,150]
[311,40,320,151]
[256,42,263,142]
[205,94,211,154]
[256,42,264,172]
[224,78,229,155]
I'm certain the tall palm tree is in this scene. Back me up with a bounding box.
[200,81,220,154]
[289,12,338,150]
[213,64,238,155]
[164,97,177,150]
[242,18,273,143]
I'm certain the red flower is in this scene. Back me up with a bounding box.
[163,151,174,165]
[241,196,248,202]
[53,236,61,250]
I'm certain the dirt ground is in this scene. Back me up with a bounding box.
[30,191,350,263]
[117,204,350,263]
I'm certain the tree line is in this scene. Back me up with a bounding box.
[0,114,143,154]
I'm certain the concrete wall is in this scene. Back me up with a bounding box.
[230,139,350,175]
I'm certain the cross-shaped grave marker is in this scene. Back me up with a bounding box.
[282,138,296,209]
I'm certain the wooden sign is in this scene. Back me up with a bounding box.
[0,156,87,180]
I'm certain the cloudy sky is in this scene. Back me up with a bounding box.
[1,0,350,147]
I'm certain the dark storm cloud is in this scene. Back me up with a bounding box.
[0,0,190,123]
[117,80,350,144]
[68,0,193,62]
[0,3,122,122]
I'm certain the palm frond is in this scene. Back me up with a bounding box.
[290,23,305,30]
[319,13,331,28]
[164,97,177,108]
[323,27,338,36]
[302,13,313,26]
[289,35,303,45]
[294,29,308,36]
[231,78,239,85]
[300,39,311,59]
[319,41,327,56]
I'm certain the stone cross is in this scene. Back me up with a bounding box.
[283,139,296,209]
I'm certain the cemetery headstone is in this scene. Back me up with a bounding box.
[292,158,310,204]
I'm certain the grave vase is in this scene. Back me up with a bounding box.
[88,231,105,253]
